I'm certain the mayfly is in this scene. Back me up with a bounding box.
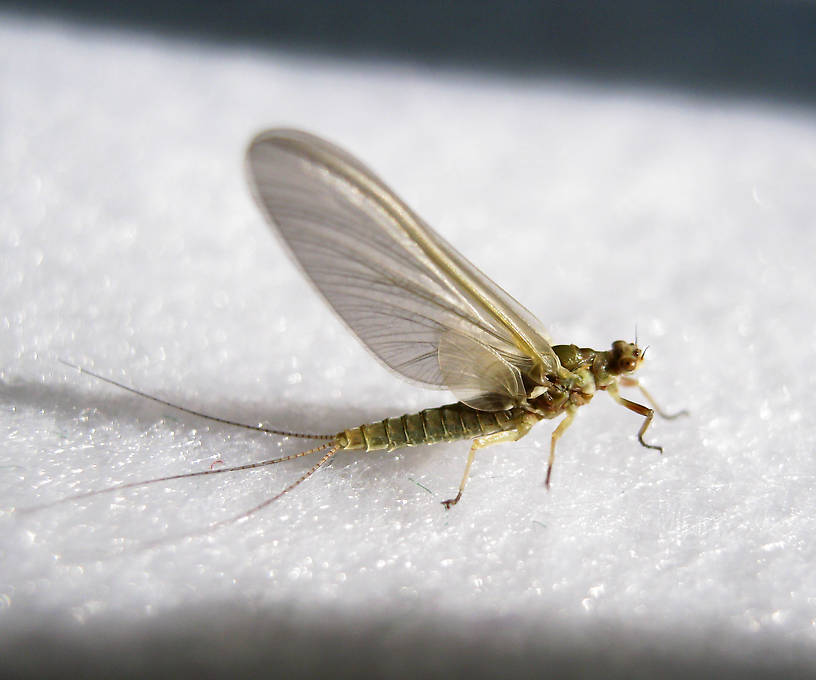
[36,129,684,529]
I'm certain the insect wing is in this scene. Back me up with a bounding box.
[438,331,525,410]
[246,129,560,408]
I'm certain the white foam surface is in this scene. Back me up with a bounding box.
[2,15,816,677]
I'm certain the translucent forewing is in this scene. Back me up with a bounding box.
[438,331,525,410]
[246,130,561,409]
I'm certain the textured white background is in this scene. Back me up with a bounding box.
[1,14,816,677]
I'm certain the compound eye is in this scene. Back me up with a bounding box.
[621,358,637,372]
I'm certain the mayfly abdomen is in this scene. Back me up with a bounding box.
[340,403,524,452]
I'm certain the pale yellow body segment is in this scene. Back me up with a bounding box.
[338,402,530,452]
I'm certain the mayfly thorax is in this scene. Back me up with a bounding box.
[27,129,686,532]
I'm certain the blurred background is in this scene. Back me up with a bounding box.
[3,0,815,103]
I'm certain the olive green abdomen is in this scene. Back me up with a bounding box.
[339,402,523,452]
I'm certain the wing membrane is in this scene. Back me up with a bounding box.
[438,331,525,410]
[246,129,560,406]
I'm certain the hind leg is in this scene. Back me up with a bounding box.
[441,415,537,509]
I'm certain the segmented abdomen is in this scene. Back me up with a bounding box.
[339,402,523,452]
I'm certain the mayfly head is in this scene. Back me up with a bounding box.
[607,340,645,376]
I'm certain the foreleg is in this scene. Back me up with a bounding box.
[619,376,688,420]
[608,382,662,452]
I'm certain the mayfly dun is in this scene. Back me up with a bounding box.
[32,129,685,530]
